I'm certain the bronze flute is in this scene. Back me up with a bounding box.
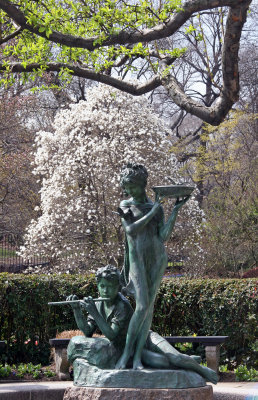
[48,298,110,306]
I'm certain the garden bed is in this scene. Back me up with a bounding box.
[0,363,60,381]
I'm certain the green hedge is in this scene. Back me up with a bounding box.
[0,273,257,366]
[0,273,97,364]
[154,278,257,366]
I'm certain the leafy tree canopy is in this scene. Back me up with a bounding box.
[0,0,253,125]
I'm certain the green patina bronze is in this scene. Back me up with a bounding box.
[52,164,218,387]
[65,265,217,386]
[116,164,191,370]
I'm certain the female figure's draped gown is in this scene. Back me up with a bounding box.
[118,197,168,368]
[121,199,167,301]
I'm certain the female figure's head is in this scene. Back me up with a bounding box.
[120,164,148,200]
[95,264,121,302]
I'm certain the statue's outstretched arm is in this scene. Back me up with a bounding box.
[159,196,191,242]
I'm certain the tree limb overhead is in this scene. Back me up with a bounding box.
[0,0,253,125]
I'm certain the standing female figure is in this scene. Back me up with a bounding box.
[116,164,190,370]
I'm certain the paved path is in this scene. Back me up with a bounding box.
[0,381,73,400]
[212,382,258,400]
[0,381,257,400]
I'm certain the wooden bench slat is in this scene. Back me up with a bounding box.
[165,336,228,346]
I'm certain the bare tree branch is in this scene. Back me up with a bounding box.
[0,62,162,95]
[161,0,251,125]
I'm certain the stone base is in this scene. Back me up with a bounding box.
[206,345,220,373]
[64,386,213,400]
[73,359,207,389]
[54,347,70,380]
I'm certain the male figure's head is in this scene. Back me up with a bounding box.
[95,265,121,303]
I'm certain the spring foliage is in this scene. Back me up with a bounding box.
[0,0,252,125]
[20,84,204,273]
[196,112,258,274]
[0,0,185,78]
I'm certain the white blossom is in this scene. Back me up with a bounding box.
[21,84,205,274]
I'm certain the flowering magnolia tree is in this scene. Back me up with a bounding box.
[21,85,205,274]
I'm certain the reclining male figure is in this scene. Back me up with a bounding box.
[66,264,218,384]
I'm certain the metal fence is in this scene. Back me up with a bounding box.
[0,234,49,273]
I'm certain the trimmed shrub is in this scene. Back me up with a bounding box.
[0,273,97,364]
[153,278,257,366]
[0,274,257,365]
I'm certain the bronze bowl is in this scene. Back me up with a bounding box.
[152,185,194,198]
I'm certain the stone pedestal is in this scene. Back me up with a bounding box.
[64,386,213,400]
[73,359,207,389]
[55,347,70,380]
[205,345,220,374]
[49,339,71,380]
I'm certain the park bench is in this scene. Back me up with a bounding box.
[165,336,228,373]
[49,335,228,379]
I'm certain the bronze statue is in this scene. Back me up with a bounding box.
[49,164,218,387]
[63,265,217,384]
[115,164,191,370]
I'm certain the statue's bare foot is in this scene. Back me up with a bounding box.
[115,354,128,370]
[133,359,144,370]
[202,366,218,384]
